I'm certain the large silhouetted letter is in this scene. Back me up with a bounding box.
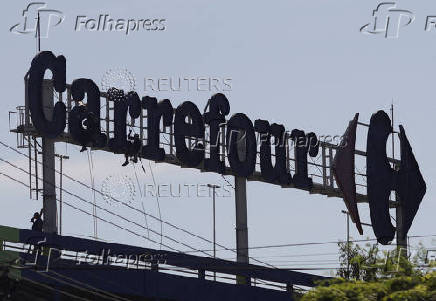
[174,101,205,167]
[290,130,319,189]
[367,110,426,244]
[254,120,292,185]
[203,93,230,173]
[226,114,256,177]
[28,51,66,138]
[69,79,107,148]
[142,96,173,161]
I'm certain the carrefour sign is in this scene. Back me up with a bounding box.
[27,51,426,245]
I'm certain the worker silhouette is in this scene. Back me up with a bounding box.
[31,209,43,232]
[122,130,141,166]
[28,209,44,254]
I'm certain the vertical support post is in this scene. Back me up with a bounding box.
[286,283,294,296]
[66,87,71,133]
[140,104,144,144]
[25,75,32,199]
[37,12,41,52]
[221,124,226,162]
[346,212,350,277]
[198,269,205,280]
[208,184,220,281]
[390,105,407,255]
[28,138,32,199]
[235,176,249,285]
[42,80,57,233]
[34,137,39,200]
[396,205,407,254]
[188,116,192,150]
[341,210,351,279]
[106,96,110,138]
[56,154,68,235]
[328,146,334,188]
[322,144,327,187]
[59,156,63,235]
[170,119,174,156]
[235,130,250,285]
[213,187,216,280]
[285,133,290,174]
[395,165,407,254]
[24,75,30,128]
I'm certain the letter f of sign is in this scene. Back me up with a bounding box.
[366,111,426,245]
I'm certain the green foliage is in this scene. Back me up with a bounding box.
[300,242,436,301]
[337,241,424,281]
[302,273,436,301]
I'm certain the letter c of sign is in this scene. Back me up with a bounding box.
[28,51,66,138]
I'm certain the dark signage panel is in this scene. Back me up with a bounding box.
[28,51,426,245]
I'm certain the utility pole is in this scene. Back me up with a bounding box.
[341,210,350,279]
[391,103,407,255]
[235,130,250,285]
[207,184,220,281]
[55,154,69,236]
[42,80,57,233]
[37,11,41,52]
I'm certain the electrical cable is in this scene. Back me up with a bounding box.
[0,140,299,268]
[86,149,98,239]
[0,170,179,252]
[0,141,210,253]
[0,160,191,253]
[147,161,164,250]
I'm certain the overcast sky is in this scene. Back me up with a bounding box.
[1,0,436,276]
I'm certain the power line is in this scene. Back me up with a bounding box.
[182,237,379,254]
[147,161,163,249]
[0,160,187,253]
[0,144,211,255]
[0,140,278,268]
[0,171,185,253]
[0,140,215,246]
[187,234,436,255]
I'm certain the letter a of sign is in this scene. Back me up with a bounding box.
[367,111,426,245]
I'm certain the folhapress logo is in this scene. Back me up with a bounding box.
[75,15,166,35]
[10,2,64,38]
[360,2,414,38]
